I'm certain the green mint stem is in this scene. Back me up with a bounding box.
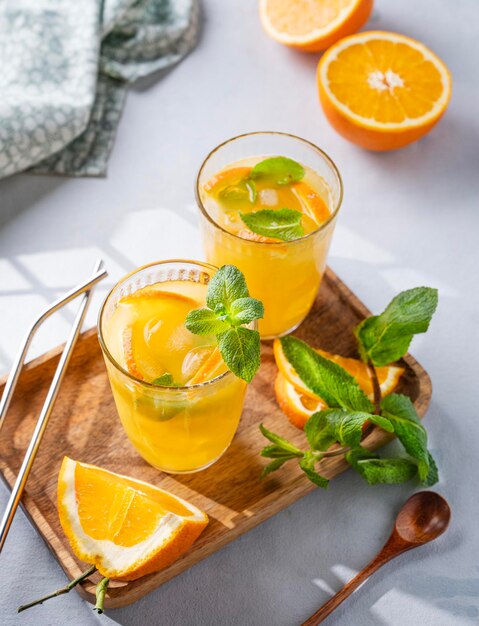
[368,362,382,414]
[18,565,97,613]
[93,577,110,614]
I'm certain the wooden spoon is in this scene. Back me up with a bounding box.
[302,491,451,626]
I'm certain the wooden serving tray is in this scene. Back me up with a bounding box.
[0,268,431,608]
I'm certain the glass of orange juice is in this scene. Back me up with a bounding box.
[98,260,251,474]
[196,132,343,339]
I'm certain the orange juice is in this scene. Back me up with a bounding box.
[196,133,342,339]
[99,261,247,474]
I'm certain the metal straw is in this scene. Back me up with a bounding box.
[0,259,107,554]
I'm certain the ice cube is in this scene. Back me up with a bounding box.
[181,345,215,381]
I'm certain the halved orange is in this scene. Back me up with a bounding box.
[259,0,373,52]
[318,31,452,150]
[273,338,404,401]
[275,371,326,429]
[292,181,330,225]
[58,457,208,581]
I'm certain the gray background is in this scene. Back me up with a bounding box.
[1,0,478,624]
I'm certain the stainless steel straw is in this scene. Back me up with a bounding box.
[0,259,107,553]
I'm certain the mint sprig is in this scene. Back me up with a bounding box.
[355,287,438,366]
[259,287,439,488]
[240,208,304,242]
[185,265,264,383]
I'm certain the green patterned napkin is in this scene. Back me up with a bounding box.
[0,0,199,178]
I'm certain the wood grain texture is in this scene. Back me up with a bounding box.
[0,268,432,608]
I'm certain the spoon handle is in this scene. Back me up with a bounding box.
[302,537,405,626]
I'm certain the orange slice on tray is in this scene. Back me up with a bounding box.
[317,31,452,150]
[58,457,208,581]
[259,0,373,52]
[275,371,326,429]
[274,338,404,402]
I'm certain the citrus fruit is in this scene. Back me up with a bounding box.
[275,371,326,429]
[273,338,404,401]
[203,166,252,193]
[292,181,330,225]
[187,346,226,385]
[58,457,208,581]
[259,0,373,52]
[317,31,452,150]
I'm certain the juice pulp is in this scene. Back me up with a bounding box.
[199,157,337,338]
[102,279,246,473]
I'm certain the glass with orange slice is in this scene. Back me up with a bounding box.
[196,132,343,339]
[98,260,252,474]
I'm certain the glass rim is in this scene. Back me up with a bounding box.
[97,259,238,392]
[195,130,344,246]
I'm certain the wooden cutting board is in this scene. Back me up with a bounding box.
[0,268,431,608]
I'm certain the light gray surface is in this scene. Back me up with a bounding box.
[0,1,478,624]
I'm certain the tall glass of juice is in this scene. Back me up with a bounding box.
[98,260,251,474]
[196,132,343,339]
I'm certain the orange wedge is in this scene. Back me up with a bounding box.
[275,371,326,429]
[203,166,252,194]
[273,338,404,402]
[58,457,208,581]
[292,181,330,225]
[187,347,226,385]
[259,0,373,52]
[318,31,452,150]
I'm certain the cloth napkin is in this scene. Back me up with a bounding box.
[0,0,199,179]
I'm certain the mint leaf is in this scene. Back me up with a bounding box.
[305,408,393,451]
[346,449,418,484]
[281,336,374,412]
[185,308,230,335]
[217,326,260,383]
[261,446,302,459]
[355,287,438,366]
[380,393,433,483]
[250,156,305,185]
[299,452,329,488]
[219,179,257,206]
[424,451,439,487]
[261,456,295,479]
[240,208,304,242]
[152,373,174,386]
[229,297,264,325]
[206,265,249,312]
[259,423,303,455]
